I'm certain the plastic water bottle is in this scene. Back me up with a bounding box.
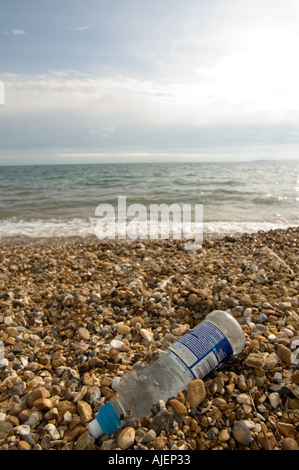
[88,310,245,438]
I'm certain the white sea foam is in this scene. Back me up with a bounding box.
[0,216,296,240]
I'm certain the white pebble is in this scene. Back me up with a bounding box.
[140,328,154,344]
[110,339,125,350]
[282,328,294,337]
[237,393,251,405]
[111,376,121,391]
[269,392,280,409]
[273,372,282,382]
[114,334,123,341]
[244,308,252,317]
[268,333,277,341]
[45,423,60,440]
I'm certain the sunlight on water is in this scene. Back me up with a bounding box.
[0,160,298,238]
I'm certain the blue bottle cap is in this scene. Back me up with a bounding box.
[96,401,122,436]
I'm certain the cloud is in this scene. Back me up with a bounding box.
[66,25,90,31]
[12,29,25,35]
[75,25,90,31]
[2,0,299,164]
[2,29,25,35]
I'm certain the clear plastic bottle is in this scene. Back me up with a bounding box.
[88,310,245,438]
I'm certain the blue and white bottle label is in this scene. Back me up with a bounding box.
[164,321,233,379]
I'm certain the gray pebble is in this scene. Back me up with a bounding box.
[233,420,252,446]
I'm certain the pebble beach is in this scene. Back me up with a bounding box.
[0,227,298,451]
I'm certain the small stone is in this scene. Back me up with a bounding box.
[45,423,60,440]
[236,393,251,405]
[90,292,101,304]
[140,428,156,444]
[188,293,198,306]
[168,398,187,416]
[289,398,299,410]
[15,424,34,445]
[18,440,31,450]
[213,397,232,411]
[117,426,135,450]
[117,323,131,336]
[26,387,50,408]
[140,328,154,344]
[264,355,278,369]
[277,344,292,364]
[111,376,121,391]
[58,400,77,417]
[76,430,95,450]
[33,398,53,411]
[273,372,282,382]
[244,352,266,368]
[257,313,268,323]
[151,411,179,435]
[277,422,296,439]
[269,392,280,409]
[5,326,18,337]
[218,428,230,442]
[78,327,90,341]
[227,297,238,308]
[77,400,92,424]
[154,435,167,449]
[64,425,85,442]
[24,410,42,428]
[0,421,13,439]
[88,356,105,368]
[41,434,51,450]
[232,420,252,446]
[213,376,224,392]
[257,431,277,450]
[186,379,206,408]
[110,339,125,350]
[281,438,299,450]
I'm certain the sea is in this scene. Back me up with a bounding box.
[0,160,298,242]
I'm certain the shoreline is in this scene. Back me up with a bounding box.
[0,226,298,450]
[0,224,298,246]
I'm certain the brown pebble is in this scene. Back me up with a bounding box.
[117,323,131,335]
[186,379,206,407]
[188,293,198,306]
[154,435,167,449]
[77,400,92,424]
[75,430,95,450]
[257,431,277,450]
[276,344,292,364]
[26,387,50,408]
[218,428,230,442]
[292,369,299,384]
[281,438,299,450]
[243,352,265,368]
[168,398,187,416]
[117,427,135,450]
[277,422,297,440]
[33,398,53,411]
[78,327,90,341]
[18,440,31,450]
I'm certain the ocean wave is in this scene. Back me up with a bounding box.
[0,217,296,240]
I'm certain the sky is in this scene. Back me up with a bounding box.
[1,0,299,165]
